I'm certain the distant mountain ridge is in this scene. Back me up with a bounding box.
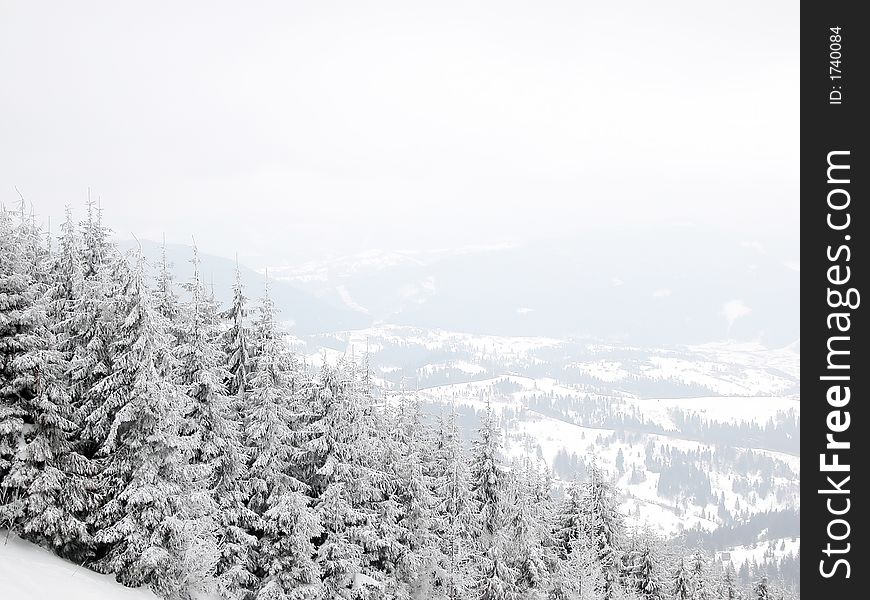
[117,239,370,335]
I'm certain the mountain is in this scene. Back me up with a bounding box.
[116,239,370,334]
[270,226,800,346]
[303,325,800,548]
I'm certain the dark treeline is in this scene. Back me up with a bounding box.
[525,395,799,456]
[1,201,796,599]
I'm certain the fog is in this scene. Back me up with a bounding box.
[2,1,798,265]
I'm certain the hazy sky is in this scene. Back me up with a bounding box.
[1,1,798,264]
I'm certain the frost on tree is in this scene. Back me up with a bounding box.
[432,406,476,600]
[176,245,256,599]
[469,400,505,539]
[244,279,321,599]
[89,253,218,597]
[0,206,92,560]
[222,259,251,401]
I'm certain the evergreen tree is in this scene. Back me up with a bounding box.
[222,259,251,400]
[153,237,181,351]
[691,549,711,600]
[299,361,381,598]
[469,400,505,539]
[433,406,476,599]
[244,280,321,599]
[380,394,440,597]
[506,459,551,596]
[177,246,256,599]
[753,576,770,600]
[0,208,94,559]
[477,541,519,600]
[0,292,93,560]
[634,544,664,600]
[721,563,739,600]
[255,492,323,600]
[672,558,692,600]
[580,462,625,599]
[68,233,122,456]
[90,253,217,598]
[0,207,38,485]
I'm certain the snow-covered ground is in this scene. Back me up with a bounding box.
[0,533,156,600]
[287,328,799,547]
[718,537,801,569]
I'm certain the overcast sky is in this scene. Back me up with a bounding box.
[1,1,798,264]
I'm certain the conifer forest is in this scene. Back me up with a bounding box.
[1,201,797,599]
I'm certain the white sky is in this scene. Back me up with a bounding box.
[1,1,798,263]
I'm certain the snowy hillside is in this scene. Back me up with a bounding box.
[306,326,800,548]
[0,534,156,600]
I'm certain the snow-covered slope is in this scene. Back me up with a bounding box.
[308,327,800,549]
[0,533,156,600]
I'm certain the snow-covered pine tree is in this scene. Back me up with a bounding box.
[80,194,112,280]
[90,252,218,598]
[550,535,605,600]
[721,563,739,600]
[0,206,38,486]
[378,393,440,597]
[222,258,251,401]
[469,399,505,540]
[255,491,323,600]
[555,479,585,559]
[580,461,625,600]
[672,558,692,600]
[68,215,124,457]
[690,549,712,600]
[0,280,94,561]
[476,540,519,600]
[244,278,322,599]
[506,458,551,597]
[153,237,181,353]
[45,207,85,340]
[752,576,770,600]
[298,360,382,598]
[0,207,93,560]
[633,544,664,600]
[176,245,257,599]
[432,405,477,600]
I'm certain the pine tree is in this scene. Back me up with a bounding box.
[580,462,624,600]
[90,253,218,598]
[68,230,123,457]
[506,459,551,596]
[477,541,519,600]
[222,259,251,400]
[299,361,381,598]
[632,543,664,600]
[80,194,112,280]
[153,237,181,351]
[433,406,476,599]
[0,208,94,559]
[379,394,440,597]
[255,492,323,600]
[753,576,770,600]
[469,400,505,539]
[672,558,692,600]
[691,549,711,600]
[0,293,93,560]
[555,479,585,558]
[244,279,321,599]
[45,207,85,343]
[721,563,739,600]
[0,207,38,486]
[551,535,604,600]
[177,245,256,599]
